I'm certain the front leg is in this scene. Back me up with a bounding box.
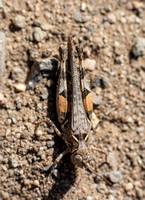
[42,147,70,174]
[35,118,71,174]
[88,146,111,167]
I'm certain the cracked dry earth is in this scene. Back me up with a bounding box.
[0,0,145,200]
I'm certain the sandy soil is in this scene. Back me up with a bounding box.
[0,0,145,200]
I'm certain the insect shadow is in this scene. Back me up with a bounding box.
[43,87,77,200]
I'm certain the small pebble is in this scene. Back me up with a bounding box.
[91,112,99,129]
[79,36,84,43]
[132,1,144,9]
[0,92,4,103]
[124,182,133,192]
[136,188,143,199]
[83,33,91,40]
[78,195,86,200]
[0,0,3,8]
[74,11,88,23]
[26,1,34,11]
[1,191,9,200]
[83,46,91,57]
[40,154,46,160]
[32,180,39,187]
[42,49,52,58]
[134,16,141,24]
[80,2,86,12]
[0,141,3,147]
[74,12,82,23]
[7,118,12,125]
[33,20,41,27]
[94,37,104,48]
[35,129,43,137]
[46,140,55,148]
[108,196,115,200]
[91,91,101,106]
[137,126,144,132]
[0,154,3,162]
[91,77,100,88]
[104,5,112,12]
[108,190,116,195]
[44,11,51,19]
[40,93,49,100]
[87,25,94,33]
[108,170,122,183]
[107,152,118,169]
[23,179,31,186]
[52,168,59,178]
[123,197,132,200]
[8,157,19,168]
[84,59,96,71]
[86,195,94,200]
[127,2,133,10]
[41,24,52,31]
[103,17,107,23]
[33,27,44,42]
[131,38,145,57]
[101,76,109,89]
[14,83,26,92]
[12,15,25,28]
[41,164,52,173]
[107,13,116,24]
[11,117,17,124]
[47,126,54,134]
[140,142,145,150]
[9,169,14,177]
[28,58,58,88]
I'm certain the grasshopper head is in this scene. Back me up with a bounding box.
[70,141,92,168]
[70,142,112,185]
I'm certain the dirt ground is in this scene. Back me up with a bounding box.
[0,0,145,200]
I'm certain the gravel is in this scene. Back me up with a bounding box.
[131,38,145,57]
[12,15,26,28]
[74,11,89,23]
[32,180,40,187]
[0,1,145,199]
[107,13,117,24]
[0,32,5,77]
[84,59,96,71]
[124,183,134,192]
[0,0,3,8]
[1,191,9,200]
[108,170,122,183]
[91,91,101,106]
[0,92,4,103]
[101,76,109,89]
[46,140,55,148]
[33,27,44,42]
[14,83,26,92]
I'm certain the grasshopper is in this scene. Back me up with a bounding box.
[38,37,111,185]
